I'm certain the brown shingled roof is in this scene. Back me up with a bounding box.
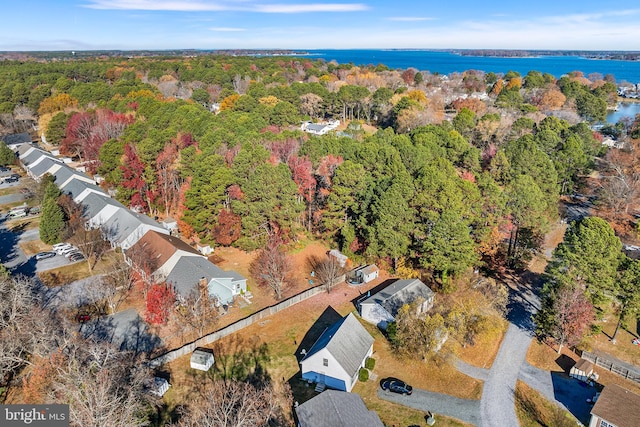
[126,230,200,274]
[591,383,640,427]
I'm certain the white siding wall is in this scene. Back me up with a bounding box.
[301,348,351,390]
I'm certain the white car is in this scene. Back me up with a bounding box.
[59,246,79,256]
[53,243,73,255]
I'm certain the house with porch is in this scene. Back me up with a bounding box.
[300,312,374,392]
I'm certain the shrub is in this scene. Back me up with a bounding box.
[365,357,376,370]
[358,368,369,382]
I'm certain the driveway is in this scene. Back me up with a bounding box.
[378,388,481,425]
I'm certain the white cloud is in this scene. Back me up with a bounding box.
[255,3,367,13]
[83,0,367,13]
[209,27,245,32]
[388,17,434,22]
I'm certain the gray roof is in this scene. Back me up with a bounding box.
[360,279,434,317]
[62,178,106,200]
[1,132,31,146]
[302,313,374,379]
[51,164,78,185]
[29,156,62,178]
[82,192,124,220]
[306,123,328,132]
[165,255,245,299]
[191,349,214,365]
[296,390,384,427]
[21,148,52,167]
[102,208,163,245]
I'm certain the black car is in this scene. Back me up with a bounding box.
[68,252,85,262]
[34,251,56,260]
[381,378,413,395]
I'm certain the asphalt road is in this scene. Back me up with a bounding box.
[378,388,481,426]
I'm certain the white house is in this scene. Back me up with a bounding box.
[300,312,374,392]
[359,278,435,330]
[190,348,215,371]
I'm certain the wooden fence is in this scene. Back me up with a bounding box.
[582,350,640,384]
[148,284,328,367]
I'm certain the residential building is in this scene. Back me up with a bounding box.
[300,312,374,392]
[359,278,435,330]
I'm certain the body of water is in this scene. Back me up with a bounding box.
[607,102,640,124]
[303,50,640,83]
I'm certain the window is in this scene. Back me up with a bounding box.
[323,358,328,367]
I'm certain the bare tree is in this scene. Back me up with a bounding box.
[249,235,293,300]
[68,227,110,273]
[49,339,152,427]
[174,379,290,427]
[99,261,135,314]
[599,144,640,218]
[299,93,323,120]
[232,75,251,95]
[172,278,219,339]
[308,255,345,293]
[0,276,57,393]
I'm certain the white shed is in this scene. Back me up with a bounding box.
[570,358,596,382]
[150,377,170,397]
[356,264,379,283]
[190,348,215,371]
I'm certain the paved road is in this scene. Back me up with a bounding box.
[377,388,481,426]
[0,192,25,205]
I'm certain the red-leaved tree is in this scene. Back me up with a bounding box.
[213,209,242,245]
[249,234,292,300]
[120,144,149,213]
[145,283,176,325]
[288,155,316,230]
[61,109,133,163]
[553,285,595,353]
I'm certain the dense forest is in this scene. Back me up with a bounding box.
[0,55,627,285]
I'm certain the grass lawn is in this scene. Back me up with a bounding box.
[514,380,576,427]
[19,239,50,256]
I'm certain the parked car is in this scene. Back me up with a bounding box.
[52,242,71,251]
[27,206,40,215]
[59,246,79,256]
[4,176,18,183]
[68,252,85,262]
[381,378,413,395]
[76,314,91,323]
[35,251,56,260]
[0,166,9,172]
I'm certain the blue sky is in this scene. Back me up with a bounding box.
[2,0,640,51]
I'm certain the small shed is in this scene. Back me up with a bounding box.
[197,243,213,256]
[328,249,348,268]
[356,264,379,284]
[161,217,178,233]
[570,358,596,382]
[190,348,215,371]
[150,377,170,397]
